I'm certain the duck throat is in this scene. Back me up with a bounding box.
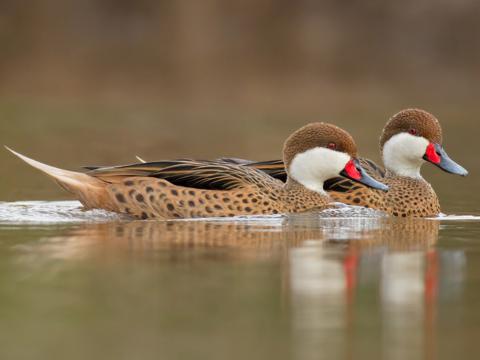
[382,133,429,179]
[287,147,351,195]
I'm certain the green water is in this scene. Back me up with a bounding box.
[0,212,478,360]
[0,101,479,360]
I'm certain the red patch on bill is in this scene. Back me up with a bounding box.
[425,143,441,164]
[344,160,361,180]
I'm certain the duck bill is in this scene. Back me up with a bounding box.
[340,159,389,191]
[423,143,468,176]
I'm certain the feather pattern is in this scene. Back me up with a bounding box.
[86,159,281,190]
[88,156,385,193]
[214,159,287,182]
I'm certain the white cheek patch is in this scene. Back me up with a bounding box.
[382,133,429,178]
[289,147,350,194]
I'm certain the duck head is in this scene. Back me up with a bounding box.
[283,123,388,194]
[380,109,468,178]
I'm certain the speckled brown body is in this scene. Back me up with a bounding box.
[104,174,330,220]
[329,170,440,217]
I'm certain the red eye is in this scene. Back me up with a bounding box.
[409,128,418,135]
[327,142,337,150]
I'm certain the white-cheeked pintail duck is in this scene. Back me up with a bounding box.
[6,123,388,219]
[215,109,467,217]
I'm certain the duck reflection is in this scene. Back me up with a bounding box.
[17,215,439,260]
[287,218,441,360]
[16,214,463,360]
[17,218,313,262]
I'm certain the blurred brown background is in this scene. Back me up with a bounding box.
[0,0,478,211]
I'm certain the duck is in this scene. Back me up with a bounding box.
[6,123,388,219]
[204,109,466,217]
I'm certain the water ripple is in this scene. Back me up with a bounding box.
[0,201,124,224]
[1,200,478,225]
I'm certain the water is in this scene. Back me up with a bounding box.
[0,201,479,360]
[0,102,479,359]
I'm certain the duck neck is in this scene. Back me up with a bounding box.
[285,176,327,195]
[284,177,330,209]
[383,162,424,179]
[285,177,325,194]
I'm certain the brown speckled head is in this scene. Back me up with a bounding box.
[380,109,443,150]
[282,122,358,167]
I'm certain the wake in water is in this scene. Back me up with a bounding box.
[434,214,480,221]
[0,201,478,225]
[0,200,388,225]
[0,201,124,224]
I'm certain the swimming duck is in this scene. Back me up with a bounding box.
[211,109,467,217]
[6,123,387,219]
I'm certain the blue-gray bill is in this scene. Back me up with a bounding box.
[424,144,469,177]
[340,159,389,192]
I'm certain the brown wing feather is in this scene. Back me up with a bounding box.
[87,155,383,193]
[241,159,287,182]
[216,157,253,165]
[86,160,267,190]
[358,158,385,178]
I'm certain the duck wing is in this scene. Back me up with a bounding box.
[86,159,276,191]
[89,155,384,193]
[244,159,287,182]
[358,158,385,178]
[220,159,288,182]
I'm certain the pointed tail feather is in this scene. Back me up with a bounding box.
[5,146,116,210]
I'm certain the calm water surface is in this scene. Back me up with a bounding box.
[0,201,479,360]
